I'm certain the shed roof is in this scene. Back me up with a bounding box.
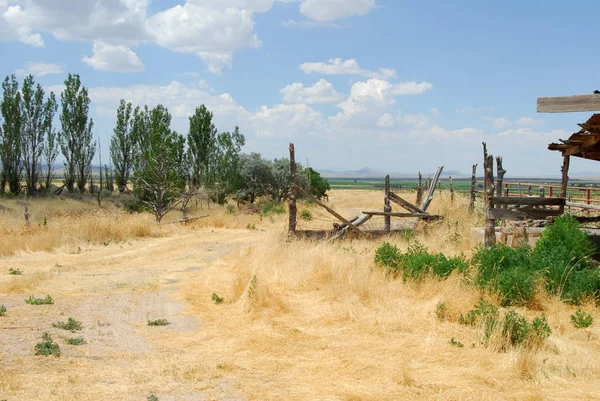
[548,114,600,161]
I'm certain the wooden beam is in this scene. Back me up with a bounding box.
[537,94,600,113]
[388,192,425,214]
[294,185,364,237]
[491,196,565,206]
[487,207,562,221]
[566,201,600,211]
[362,211,441,219]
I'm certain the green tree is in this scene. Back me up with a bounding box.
[43,119,59,190]
[58,74,95,193]
[1,74,23,194]
[308,167,330,200]
[132,105,186,222]
[187,105,218,189]
[110,99,135,192]
[239,153,273,203]
[212,126,245,203]
[21,75,58,195]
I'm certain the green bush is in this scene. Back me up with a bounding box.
[571,309,594,329]
[25,295,53,305]
[499,311,551,350]
[65,337,87,345]
[374,242,401,270]
[148,319,170,326]
[0,305,6,316]
[52,317,83,332]
[35,332,60,357]
[261,201,285,215]
[458,298,499,344]
[299,209,313,221]
[9,268,22,275]
[212,293,224,304]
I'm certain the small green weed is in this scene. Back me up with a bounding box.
[0,305,6,316]
[147,395,159,401]
[9,267,22,275]
[147,319,170,326]
[226,204,236,215]
[25,295,53,305]
[212,293,224,304]
[52,317,83,332]
[458,298,499,344]
[35,332,60,357]
[571,309,594,329]
[435,302,447,320]
[65,337,86,345]
[300,209,313,221]
[449,337,464,347]
[246,223,257,230]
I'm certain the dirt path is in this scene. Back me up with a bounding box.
[0,227,262,401]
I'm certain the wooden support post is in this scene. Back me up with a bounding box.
[549,186,553,198]
[496,156,506,197]
[449,176,454,203]
[587,188,591,216]
[559,155,570,214]
[288,143,297,234]
[540,186,545,198]
[528,185,533,196]
[518,182,522,197]
[484,153,496,248]
[416,172,423,206]
[384,174,391,232]
[469,164,477,212]
[421,166,444,211]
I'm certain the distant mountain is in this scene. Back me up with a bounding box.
[320,167,464,179]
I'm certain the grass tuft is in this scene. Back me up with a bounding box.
[35,332,60,357]
[25,295,53,305]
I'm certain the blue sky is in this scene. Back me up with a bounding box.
[1,0,599,176]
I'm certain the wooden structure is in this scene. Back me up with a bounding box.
[287,143,444,240]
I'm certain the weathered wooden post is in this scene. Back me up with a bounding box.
[449,176,454,203]
[528,185,533,196]
[518,182,522,197]
[469,164,477,212]
[540,186,545,198]
[559,155,570,214]
[416,172,423,205]
[384,174,391,232]
[483,144,496,248]
[496,156,506,197]
[288,143,297,235]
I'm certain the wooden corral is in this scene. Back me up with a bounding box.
[287,143,444,240]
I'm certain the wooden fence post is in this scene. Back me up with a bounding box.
[416,172,423,205]
[384,174,391,232]
[288,143,297,234]
[559,155,570,214]
[496,156,506,197]
[540,186,545,198]
[528,185,533,196]
[449,176,454,203]
[469,164,477,212]
[484,152,496,248]
[518,182,522,197]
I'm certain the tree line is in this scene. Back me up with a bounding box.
[0,73,329,221]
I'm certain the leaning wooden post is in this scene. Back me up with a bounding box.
[559,155,570,214]
[469,164,477,212]
[416,172,423,205]
[484,153,496,248]
[288,143,297,234]
[496,156,506,198]
[384,174,391,231]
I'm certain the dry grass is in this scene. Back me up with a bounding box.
[1,189,600,400]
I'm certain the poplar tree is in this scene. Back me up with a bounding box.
[110,99,135,192]
[1,75,23,194]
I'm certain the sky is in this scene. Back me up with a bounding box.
[1,0,600,177]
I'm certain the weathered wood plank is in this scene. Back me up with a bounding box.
[491,197,566,206]
[362,211,442,219]
[420,165,444,211]
[487,207,562,221]
[566,201,600,211]
[329,214,373,241]
[388,192,425,214]
[537,94,600,113]
[294,185,364,237]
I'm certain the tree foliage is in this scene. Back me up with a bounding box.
[110,99,135,192]
[1,75,23,194]
[21,75,57,195]
[187,105,218,189]
[132,104,186,222]
[58,74,95,193]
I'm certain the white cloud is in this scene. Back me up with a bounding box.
[280,79,342,104]
[299,0,375,22]
[430,108,439,115]
[82,41,144,72]
[516,117,544,127]
[456,106,495,113]
[392,81,433,95]
[250,103,324,138]
[377,113,395,128]
[15,62,64,77]
[350,78,394,104]
[281,19,339,28]
[300,58,396,80]
[493,117,509,130]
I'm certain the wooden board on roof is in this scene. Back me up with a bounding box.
[538,94,600,113]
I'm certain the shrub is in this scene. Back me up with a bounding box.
[449,338,464,347]
[435,302,447,320]
[212,293,224,304]
[0,305,6,316]
[498,311,552,350]
[571,309,594,329]
[65,337,86,345]
[147,319,170,326]
[35,332,60,357]
[472,244,538,307]
[399,243,468,281]
[459,298,499,344]
[374,242,401,270]
[261,201,285,215]
[9,268,22,275]
[52,317,83,332]
[299,209,313,221]
[25,295,53,305]
[226,204,236,215]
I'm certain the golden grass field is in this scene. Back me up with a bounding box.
[1,190,600,400]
